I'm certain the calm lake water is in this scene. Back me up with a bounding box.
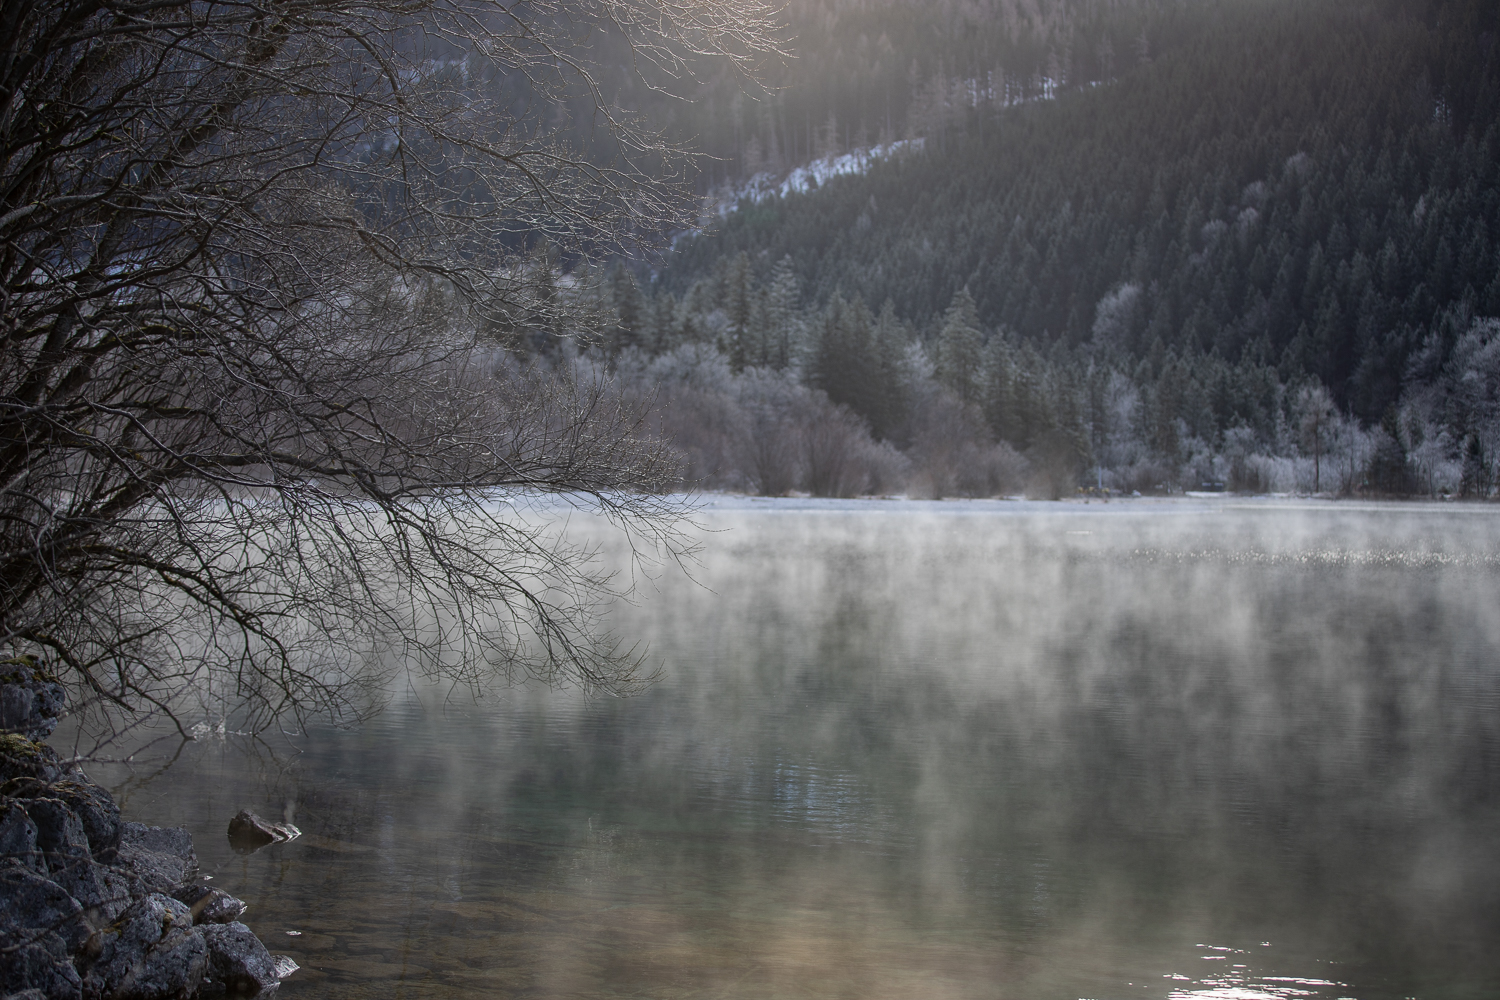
[79,497,1500,1000]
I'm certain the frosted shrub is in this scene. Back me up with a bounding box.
[802,394,876,497]
[959,442,1030,497]
[736,369,810,496]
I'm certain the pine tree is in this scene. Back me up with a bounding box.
[766,256,803,370]
[809,295,867,407]
[871,300,910,442]
[935,287,985,408]
[746,286,773,368]
[647,291,680,355]
[983,333,1019,444]
[808,295,904,439]
[611,264,647,354]
[726,252,755,373]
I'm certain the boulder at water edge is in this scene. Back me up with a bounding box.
[0,670,295,998]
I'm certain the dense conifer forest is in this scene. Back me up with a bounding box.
[519,0,1500,498]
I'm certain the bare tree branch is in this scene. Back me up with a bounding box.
[0,0,781,730]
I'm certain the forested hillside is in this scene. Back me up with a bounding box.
[651,0,1174,190]
[529,0,1500,499]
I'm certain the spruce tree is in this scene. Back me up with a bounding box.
[766,255,803,370]
[726,252,755,373]
[611,264,647,354]
[935,287,985,407]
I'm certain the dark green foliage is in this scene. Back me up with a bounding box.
[725,253,756,372]
[532,0,1500,498]
[808,296,906,441]
[1367,411,1419,495]
[934,289,984,408]
[1460,435,1494,497]
[629,1,1168,192]
[611,265,648,354]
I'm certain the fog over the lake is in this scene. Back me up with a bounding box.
[87,498,1500,1000]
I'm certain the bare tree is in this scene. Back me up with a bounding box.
[0,0,783,730]
[1295,382,1337,493]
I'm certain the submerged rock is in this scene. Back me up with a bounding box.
[226,811,299,854]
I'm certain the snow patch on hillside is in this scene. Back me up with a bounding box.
[678,73,1099,243]
[707,139,925,218]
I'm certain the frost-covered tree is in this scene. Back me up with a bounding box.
[1294,383,1338,493]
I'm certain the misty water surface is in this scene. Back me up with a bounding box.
[86,498,1500,1000]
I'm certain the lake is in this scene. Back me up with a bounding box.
[79,497,1500,1000]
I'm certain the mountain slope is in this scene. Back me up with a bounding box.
[660,0,1500,421]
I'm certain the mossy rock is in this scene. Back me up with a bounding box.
[0,733,66,789]
[0,732,47,761]
[0,654,59,686]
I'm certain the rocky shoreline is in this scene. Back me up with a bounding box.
[1,660,295,998]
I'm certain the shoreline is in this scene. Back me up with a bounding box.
[679,490,1500,515]
[1,664,295,999]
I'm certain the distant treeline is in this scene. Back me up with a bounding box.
[494,251,1495,499]
[534,0,1496,498]
[475,0,1500,499]
[668,0,1499,406]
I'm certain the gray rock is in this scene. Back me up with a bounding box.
[55,857,112,925]
[225,811,298,855]
[0,858,90,951]
[21,797,91,875]
[4,782,127,924]
[116,823,197,893]
[270,955,298,981]
[81,893,206,1000]
[48,780,121,860]
[0,660,67,740]
[201,922,280,995]
[170,885,247,925]
[0,943,82,1000]
[118,824,195,861]
[0,677,284,999]
[15,795,127,923]
[0,860,89,998]
[110,925,207,1000]
[91,865,133,925]
[0,800,42,874]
